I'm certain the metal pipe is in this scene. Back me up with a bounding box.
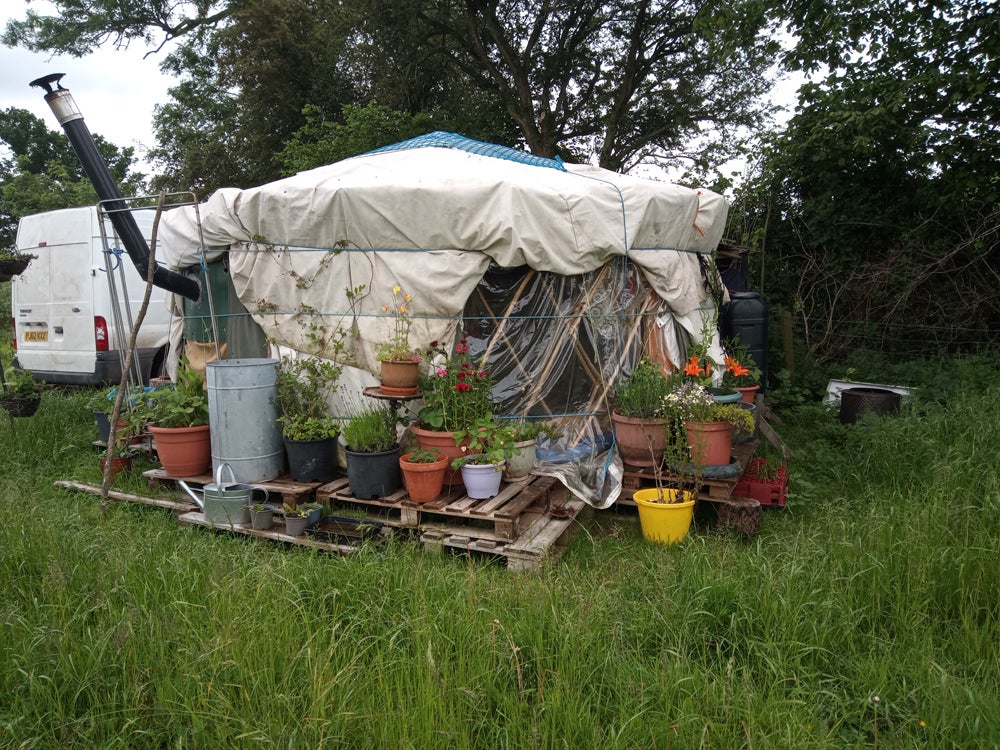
[29,73,200,302]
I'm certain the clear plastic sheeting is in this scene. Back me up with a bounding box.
[462,263,668,509]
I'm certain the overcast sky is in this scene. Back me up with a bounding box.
[1,1,175,169]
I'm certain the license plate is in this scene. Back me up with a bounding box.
[24,330,47,342]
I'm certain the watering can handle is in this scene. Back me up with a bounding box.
[251,486,270,504]
[215,462,237,486]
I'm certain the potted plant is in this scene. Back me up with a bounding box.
[398,447,449,503]
[274,355,342,483]
[0,248,34,281]
[501,418,562,481]
[610,357,673,467]
[632,486,698,544]
[282,502,311,536]
[342,402,401,499]
[1,365,44,418]
[414,337,495,485]
[136,356,211,476]
[375,284,422,396]
[450,417,515,499]
[246,502,276,530]
[663,380,755,466]
[722,338,763,403]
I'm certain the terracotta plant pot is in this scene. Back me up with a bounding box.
[735,385,760,403]
[684,420,732,466]
[379,359,420,397]
[611,412,668,467]
[100,454,134,482]
[149,424,211,477]
[399,452,450,503]
[410,425,469,486]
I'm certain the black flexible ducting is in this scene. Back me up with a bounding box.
[29,74,200,302]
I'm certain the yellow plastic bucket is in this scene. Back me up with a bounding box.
[633,488,696,544]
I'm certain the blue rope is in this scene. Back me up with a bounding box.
[100,246,127,272]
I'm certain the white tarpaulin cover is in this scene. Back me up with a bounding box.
[159,132,727,369]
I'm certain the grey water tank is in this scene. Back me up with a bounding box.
[206,358,285,482]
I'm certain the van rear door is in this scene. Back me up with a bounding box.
[13,207,99,379]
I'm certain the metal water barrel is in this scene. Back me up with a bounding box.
[839,387,901,424]
[206,358,285,482]
[722,292,769,391]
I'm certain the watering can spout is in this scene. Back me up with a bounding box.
[177,480,205,511]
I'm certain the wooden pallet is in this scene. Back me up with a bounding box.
[143,469,320,506]
[420,495,591,572]
[620,440,758,502]
[176,510,389,555]
[317,473,567,543]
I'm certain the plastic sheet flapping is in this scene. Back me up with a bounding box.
[457,260,674,509]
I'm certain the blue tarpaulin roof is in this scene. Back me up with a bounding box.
[364,130,566,172]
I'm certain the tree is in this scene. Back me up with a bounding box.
[0,108,147,248]
[411,0,780,173]
[5,0,781,187]
[734,0,1000,358]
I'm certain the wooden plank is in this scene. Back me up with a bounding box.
[177,511,363,555]
[54,480,197,513]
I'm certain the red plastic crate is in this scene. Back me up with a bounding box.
[734,458,788,507]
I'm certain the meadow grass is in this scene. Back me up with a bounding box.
[1,357,998,748]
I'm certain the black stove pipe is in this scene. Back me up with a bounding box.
[29,73,200,302]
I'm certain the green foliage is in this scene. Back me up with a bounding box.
[275,355,341,440]
[0,107,147,247]
[612,358,672,418]
[418,338,495,431]
[400,447,443,464]
[2,365,43,397]
[140,358,209,427]
[342,404,398,453]
[1,357,1000,746]
[450,416,517,469]
[281,501,310,518]
[732,0,1000,358]
[279,103,438,175]
[503,418,563,442]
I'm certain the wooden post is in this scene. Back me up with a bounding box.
[781,310,794,385]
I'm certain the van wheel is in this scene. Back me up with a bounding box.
[149,346,169,383]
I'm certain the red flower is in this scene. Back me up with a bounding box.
[454,382,473,392]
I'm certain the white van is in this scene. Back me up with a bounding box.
[11,205,172,386]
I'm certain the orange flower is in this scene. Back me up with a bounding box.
[684,356,703,377]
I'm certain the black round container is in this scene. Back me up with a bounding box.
[839,387,901,424]
[721,292,768,391]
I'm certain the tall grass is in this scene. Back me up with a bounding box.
[1,357,998,748]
